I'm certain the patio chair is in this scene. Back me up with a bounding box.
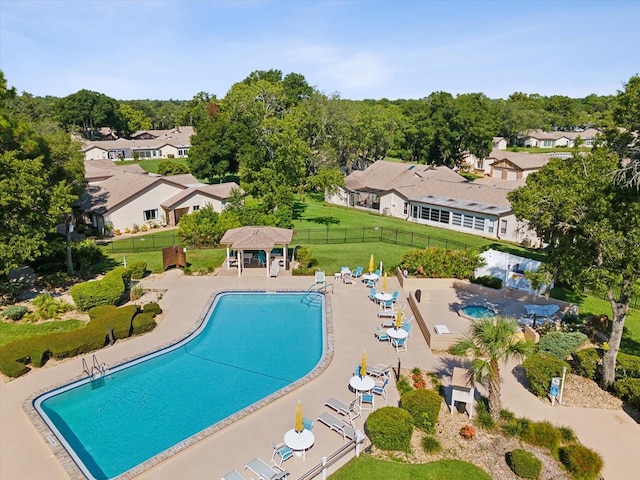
[366,363,392,378]
[221,469,248,480]
[316,412,357,443]
[302,417,314,431]
[257,252,266,266]
[366,278,376,288]
[368,288,377,301]
[372,378,389,399]
[391,337,407,353]
[352,266,363,278]
[374,326,390,342]
[245,457,289,480]
[360,393,375,411]
[391,290,400,303]
[402,321,413,337]
[271,442,293,468]
[354,365,361,377]
[324,397,361,424]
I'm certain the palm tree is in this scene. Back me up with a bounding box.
[450,316,534,420]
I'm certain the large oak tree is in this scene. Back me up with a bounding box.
[509,150,640,388]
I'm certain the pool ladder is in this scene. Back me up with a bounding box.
[82,354,109,382]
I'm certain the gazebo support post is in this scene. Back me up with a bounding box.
[226,247,231,270]
[284,245,288,270]
[237,250,241,277]
[266,250,270,277]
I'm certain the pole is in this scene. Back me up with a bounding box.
[559,366,567,405]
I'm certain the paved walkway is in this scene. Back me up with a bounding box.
[1,271,638,479]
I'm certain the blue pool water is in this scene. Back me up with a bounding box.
[460,305,495,319]
[35,292,325,480]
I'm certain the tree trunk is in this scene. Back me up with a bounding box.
[601,286,631,389]
[65,216,74,276]
[488,361,502,420]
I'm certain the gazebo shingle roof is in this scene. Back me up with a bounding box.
[219,226,293,250]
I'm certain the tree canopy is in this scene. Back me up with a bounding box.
[508,149,640,388]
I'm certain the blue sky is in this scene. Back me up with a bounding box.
[1,0,638,101]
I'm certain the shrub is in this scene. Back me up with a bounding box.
[538,331,588,360]
[128,262,147,279]
[400,247,483,279]
[2,305,28,320]
[31,294,73,320]
[366,406,413,451]
[472,275,503,289]
[522,352,570,398]
[570,348,601,380]
[475,397,496,430]
[421,435,442,454]
[613,377,640,409]
[70,267,130,310]
[36,262,65,274]
[40,272,73,289]
[142,302,162,316]
[521,420,561,453]
[401,388,442,433]
[396,376,413,396]
[616,352,640,379]
[507,449,542,479]
[459,424,476,440]
[559,444,603,480]
[130,285,144,301]
[0,281,29,305]
[558,426,577,442]
[132,313,157,335]
[296,247,313,268]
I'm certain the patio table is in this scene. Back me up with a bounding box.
[284,428,314,461]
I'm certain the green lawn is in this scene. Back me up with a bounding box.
[0,319,86,347]
[329,455,491,480]
[117,158,189,174]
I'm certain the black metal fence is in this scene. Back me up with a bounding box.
[100,227,473,254]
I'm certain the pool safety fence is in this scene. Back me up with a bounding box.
[298,429,365,480]
[99,227,472,254]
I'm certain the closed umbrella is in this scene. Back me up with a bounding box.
[395,308,403,330]
[361,351,367,378]
[295,401,303,433]
[382,272,388,292]
[368,255,374,274]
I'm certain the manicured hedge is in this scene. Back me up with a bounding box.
[522,352,570,398]
[507,449,542,479]
[142,302,162,316]
[2,305,28,320]
[613,377,640,409]
[70,267,131,311]
[128,262,147,279]
[401,388,442,433]
[366,406,413,452]
[472,275,503,290]
[0,303,158,378]
[616,352,640,379]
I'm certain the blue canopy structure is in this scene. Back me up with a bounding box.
[523,304,560,318]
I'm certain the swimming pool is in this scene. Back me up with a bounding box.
[458,305,496,320]
[34,292,326,480]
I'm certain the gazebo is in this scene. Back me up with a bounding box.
[219,226,294,277]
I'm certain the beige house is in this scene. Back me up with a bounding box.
[487,149,553,180]
[327,161,539,246]
[82,127,194,161]
[516,128,599,148]
[79,161,239,233]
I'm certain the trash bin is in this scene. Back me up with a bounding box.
[415,289,421,302]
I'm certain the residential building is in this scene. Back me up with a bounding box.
[82,126,194,161]
[79,160,238,234]
[327,161,539,246]
[516,128,599,148]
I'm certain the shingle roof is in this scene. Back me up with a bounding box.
[219,226,293,250]
[487,149,551,170]
[519,128,600,141]
[345,161,466,192]
[84,160,146,182]
[82,126,194,152]
[160,182,240,209]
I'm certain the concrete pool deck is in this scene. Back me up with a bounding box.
[1,271,639,479]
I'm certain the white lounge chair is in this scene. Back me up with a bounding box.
[366,363,392,378]
[317,412,357,442]
[221,469,248,480]
[244,457,288,480]
[324,397,360,424]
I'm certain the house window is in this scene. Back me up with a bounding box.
[192,205,200,211]
[542,140,553,147]
[476,159,484,169]
[452,213,462,226]
[474,218,485,230]
[463,215,473,229]
[403,202,408,215]
[500,219,508,235]
[143,209,158,221]
[420,207,430,220]
[412,205,419,218]
[487,220,495,233]
[440,210,450,224]
[178,148,189,157]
